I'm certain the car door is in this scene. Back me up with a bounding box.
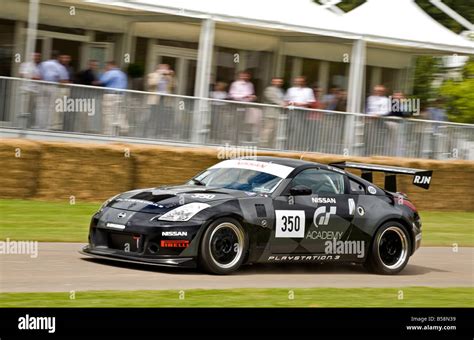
[271,168,355,255]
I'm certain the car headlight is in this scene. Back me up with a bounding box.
[158,203,210,222]
[98,194,120,212]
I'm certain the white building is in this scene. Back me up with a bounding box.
[1,0,473,112]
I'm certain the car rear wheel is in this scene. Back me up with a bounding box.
[199,218,247,275]
[365,222,411,275]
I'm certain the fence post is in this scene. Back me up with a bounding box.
[345,39,366,156]
[192,18,215,144]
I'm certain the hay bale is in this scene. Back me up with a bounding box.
[1,139,472,211]
[35,142,134,202]
[129,145,218,188]
[0,139,41,198]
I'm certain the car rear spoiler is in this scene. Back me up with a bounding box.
[329,162,433,192]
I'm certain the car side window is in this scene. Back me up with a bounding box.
[290,169,345,195]
[349,178,366,194]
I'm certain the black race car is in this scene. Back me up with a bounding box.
[81,157,432,275]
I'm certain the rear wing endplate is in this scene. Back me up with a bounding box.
[329,162,432,192]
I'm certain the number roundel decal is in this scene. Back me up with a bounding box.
[275,210,305,238]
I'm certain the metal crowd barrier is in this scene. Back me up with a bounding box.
[0,76,473,160]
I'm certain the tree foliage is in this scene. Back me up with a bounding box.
[440,58,474,124]
[413,56,442,110]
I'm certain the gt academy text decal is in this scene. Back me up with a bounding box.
[275,210,305,238]
[306,230,343,240]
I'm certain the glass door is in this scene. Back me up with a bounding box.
[152,46,198,96]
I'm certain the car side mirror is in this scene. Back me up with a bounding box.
[289,185,312,196]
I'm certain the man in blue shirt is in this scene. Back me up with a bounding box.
[95,61,128,135]
[36,51,70,130]
[38,51,69,83]
[95,61,128,90]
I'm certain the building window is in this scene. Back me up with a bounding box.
[329,61,349,90]
[215,47,237,85]
[0,19,14,77]
[213,48,271,99]
[283,56,295,89]
[381,67,397,93]
[302,58,320,87]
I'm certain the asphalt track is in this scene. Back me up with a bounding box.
[0,243,472,292]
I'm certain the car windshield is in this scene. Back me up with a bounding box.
[188,167,283,193]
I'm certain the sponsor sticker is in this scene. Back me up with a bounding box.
[312,197,337,204]
[275,210,305,238]
[267,255,341,262]
[210,159,294,178]
[160,240,189,248]
[348,198,356,215]
[313,206,337,228]
[368,186,377,195]
[162,231,188,237]
[413,174,432,188]
[116,198,160,207]
[191,194,215,200]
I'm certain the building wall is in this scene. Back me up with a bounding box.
[0,0,415,99]
[2,0,129,33]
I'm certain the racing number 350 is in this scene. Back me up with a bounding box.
[275,210,305,238]
[281,215,301,232]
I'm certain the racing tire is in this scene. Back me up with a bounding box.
[365,221,411,275]
[199,217,247,275]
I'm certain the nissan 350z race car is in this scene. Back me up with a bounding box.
[81,157,432,275]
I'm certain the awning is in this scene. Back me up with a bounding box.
[84,0,474,54]
[342,0,474,54]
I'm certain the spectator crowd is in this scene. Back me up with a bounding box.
[17,51,448,150]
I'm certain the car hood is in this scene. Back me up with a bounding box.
[107,185,262,214]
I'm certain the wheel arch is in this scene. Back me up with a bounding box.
[371,216,415,256]
[197,213,251,264]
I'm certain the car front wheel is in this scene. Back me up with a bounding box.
[365,222,411,275]
[199,218,247,275]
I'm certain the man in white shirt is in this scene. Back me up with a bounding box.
[366,85,390,116]
[19,52,42,128]
[228,71,256,102]
[285,76,315,108]
[228,70,258,142]
[19,52,42,80]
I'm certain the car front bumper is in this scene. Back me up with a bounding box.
[83,208,206,268]
[80,246,196,268]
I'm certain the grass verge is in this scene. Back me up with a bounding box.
[0,287,472,308]
[0,199,472,246]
